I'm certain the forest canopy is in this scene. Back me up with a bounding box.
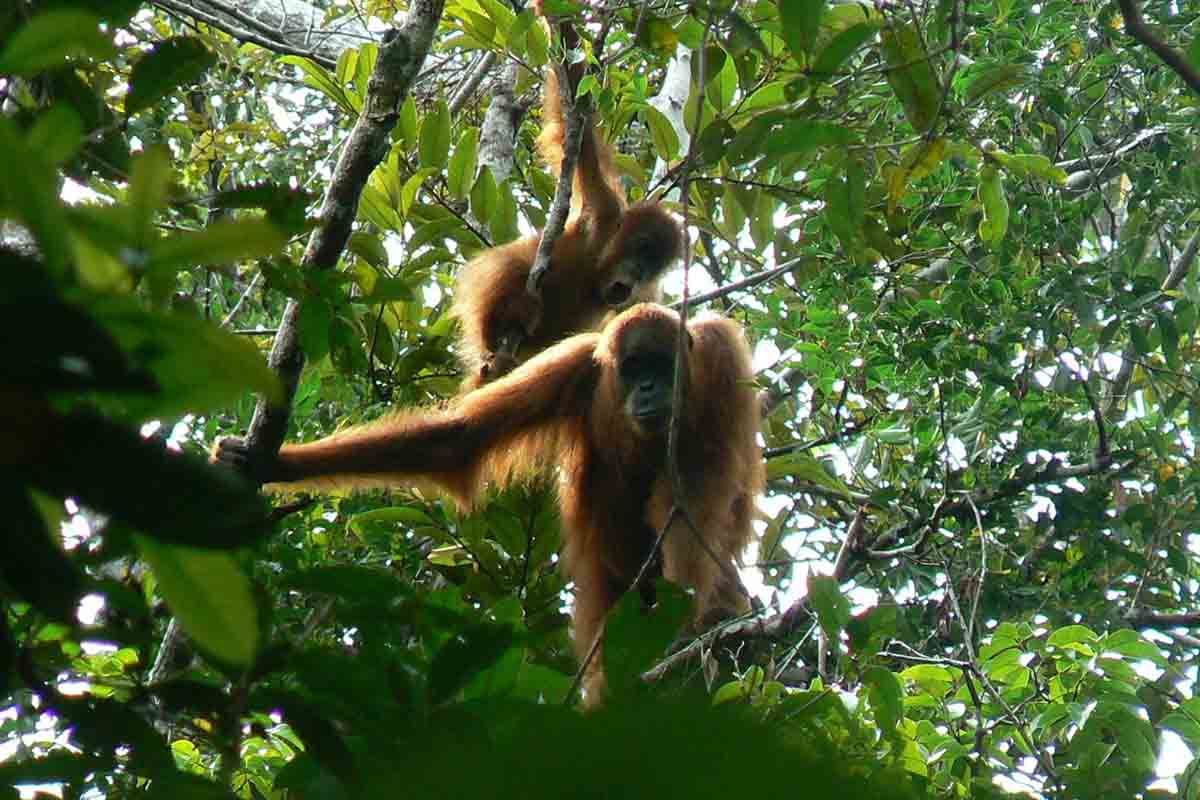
[3,0,1200,797]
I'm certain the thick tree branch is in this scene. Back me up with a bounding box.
[1127,611,1200,629]
[477,60,525,186]
[1115,0,1200,97]
[154,0,335,67]
[154,0,371,65]
[449,52,498,115]
[242,0,445,460]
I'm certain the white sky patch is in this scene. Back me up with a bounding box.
[662,262,717,299]
[751,338,780,372]
[77,594,106,626]
[60,178,107,205]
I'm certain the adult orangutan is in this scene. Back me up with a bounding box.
[214,304,763,701]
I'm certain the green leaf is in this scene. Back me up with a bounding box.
[402,167,438,217]
[880,23,940,132]
[1164,710,1200,749]
[128,145,173,247]
[887,138,946,211]
[297,299,333,362]
[447,128,480,200]
[398,96,419,149]
[470,166,499,227]
[349,507,434,538]
[807,574,851,640]
[1158,312,1180,368]
[492,182,519,243]
[284,565,411,604]
[863,666,904,735]
[419,100,452,170]
[825,159,865,247]
[146,218,287,275]
[27,106,84,167]
[25,412,270,550]
[126,37,216,116]
[0,10,115,75]
[1104,630,1165,663]
[992,152,1067,184]
[92,300,283,414]
[527,15,549,65]
[963,63,1027,105]
[281,55,355,115]
[0,118,71,275]
[0,487,82,622]
[1046,624,1098,647]
[762,121,852,162]
[766,450,851,495]
[136,537,260,668]
[812,22,878,76]
[778,0,829,59]
[429,623,516,704]
[643,105,680,162]
[636,16,679,56]
[1130,323,1152,356]
[977,164,1008,246]
[347,231,389,268]
[706,50,738,112]
[604,581,692,699]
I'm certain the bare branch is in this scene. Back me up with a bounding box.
[154,0,339,67]
[448,52,497,115]
[670,257,804,311]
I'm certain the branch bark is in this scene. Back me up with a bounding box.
[154,0,372,66]
[477,60,525,186]
[1115,0,1200,97]
[242,0,445,460]
[524,65,585,295]
[1127,611,1200,629]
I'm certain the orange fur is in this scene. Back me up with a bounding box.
[451,31,682,390]
[217,304,764,703]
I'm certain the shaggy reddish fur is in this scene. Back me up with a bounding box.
[451,63,682,390]
[222,304,764,701]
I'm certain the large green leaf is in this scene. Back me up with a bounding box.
[0,10,115,75]
[136,537,260,668]
[126,37,216,116]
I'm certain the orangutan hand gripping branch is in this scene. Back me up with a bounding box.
[214,304,764,701]
[450,11,683,389]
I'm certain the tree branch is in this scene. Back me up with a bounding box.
[448,52,497,115]
[1127,611,1200,629]
[154,0,338,68]
[477,60,525,186]
[241,0,445,460]
[670,257,804,311]
[1115,0,1200,97]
